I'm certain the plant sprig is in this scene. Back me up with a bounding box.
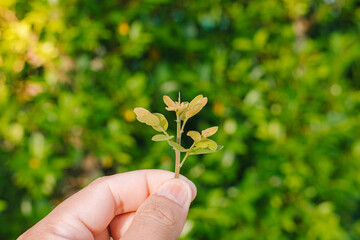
[134,93,223,178]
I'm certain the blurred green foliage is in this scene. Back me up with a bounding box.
[1,0,360,239]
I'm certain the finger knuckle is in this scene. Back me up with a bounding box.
[91,176,109,186]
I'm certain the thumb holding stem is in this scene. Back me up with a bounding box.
[121,178,197,240]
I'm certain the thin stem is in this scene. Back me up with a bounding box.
[180,142,195,167]
[180,119,188,134]
[174,113,181,178]
[160,127,170,137]
[179,154,189,168]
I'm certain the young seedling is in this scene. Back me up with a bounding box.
[134,93,223,178]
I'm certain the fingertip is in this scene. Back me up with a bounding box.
[178,175,197,201]
[122,177,194,240]
[139,169,197,202]
[155,179,190,208]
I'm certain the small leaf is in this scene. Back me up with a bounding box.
[179,102,190,120]
[153,113,168,131]
[152,134,174,141]
[168,141,187,152]
[134,107,159,126]
[195,138,217,150]
[185,103,203,119]
[201,126,218,138]
[163,96,176,110]
[187,131,201,143]
[134,107,151,117]
[188,95,203,108]
[195,139,209,148]
[185,97,208,119]
[200,97,208,106]
[189,145,224,155]
[137,114,160,127]
[189,148,212,155]
[180,112,187,121]
[208,139,218,150]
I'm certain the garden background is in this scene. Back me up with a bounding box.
[1,0,360,239]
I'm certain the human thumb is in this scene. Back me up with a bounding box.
[121,178,197,240]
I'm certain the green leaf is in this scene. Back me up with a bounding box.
[187,131,201,143]
[201,126,218,138]
[189,145,224,155]
[151,134,174,141]
[153,113,168,131]
[168,141,187,152]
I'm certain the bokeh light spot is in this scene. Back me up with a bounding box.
[124,109,136,122]
[118,22,130,36]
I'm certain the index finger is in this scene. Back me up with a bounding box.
[37,170,196,238]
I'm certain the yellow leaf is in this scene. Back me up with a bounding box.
[153,113,168,131]
[152,134,174,141]
[187,131,201,142]
[201,126,218,138]
[137,114,160,127]
[185,103,202,118]
[163,95,176,110]
[189,95,203,108]
[208,139,218,150]
[185,97,208,119]
[200,97,208,106]
[189,145,224,155]
[195,139,217,150]
[168,141,187,152]
[134,107,151,117]
[195,139,210,149]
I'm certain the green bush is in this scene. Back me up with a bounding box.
[1,0,360,239]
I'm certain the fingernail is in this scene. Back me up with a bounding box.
[156,179,191,207]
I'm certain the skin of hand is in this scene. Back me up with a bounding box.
[17,169,197,240]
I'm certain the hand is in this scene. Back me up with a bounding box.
[18,169,197,240]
